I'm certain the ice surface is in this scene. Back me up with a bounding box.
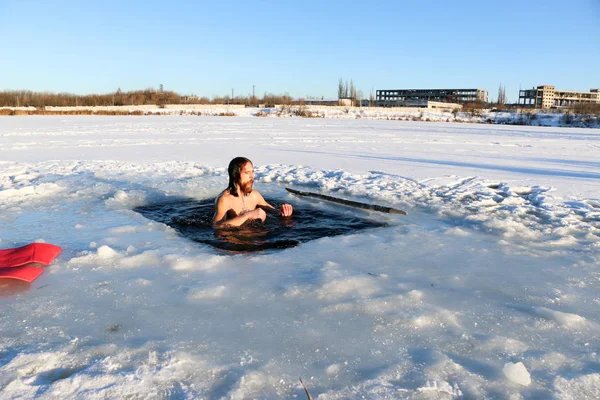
[0,117,599,398]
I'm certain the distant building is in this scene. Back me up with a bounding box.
[518,85,600,108]
[376,88,487,107]
[338,98,354,107]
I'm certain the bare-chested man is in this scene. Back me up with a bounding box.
[213,157,293,227]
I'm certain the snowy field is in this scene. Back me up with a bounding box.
[1,116,599,399]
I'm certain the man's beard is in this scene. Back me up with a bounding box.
[241,180,253,194]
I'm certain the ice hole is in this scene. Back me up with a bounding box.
[134,197,388,253]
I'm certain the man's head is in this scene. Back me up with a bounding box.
[227,157,253,197]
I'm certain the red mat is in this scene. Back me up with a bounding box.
[0,243,62,268]
[0,264,45,282]
[0,243,62,283]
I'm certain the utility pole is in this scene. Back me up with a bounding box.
[253,85,255,99]
[231,88,234,102]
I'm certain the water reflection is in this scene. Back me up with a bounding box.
[0,279,31,298]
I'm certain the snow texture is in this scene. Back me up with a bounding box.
[503,362,532,386]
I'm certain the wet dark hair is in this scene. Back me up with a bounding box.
[227,157,252,197]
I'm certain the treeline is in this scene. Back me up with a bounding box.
[571,103,600,115]
[0,89,181,108]
[489,102,600,116]
[0,89,298,108]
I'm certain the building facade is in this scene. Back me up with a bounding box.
[518,85,600,108]
[375,88,487,107]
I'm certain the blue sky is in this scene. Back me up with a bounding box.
[1,0,599,102]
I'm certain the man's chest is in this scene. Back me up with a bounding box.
[225,195,257,216]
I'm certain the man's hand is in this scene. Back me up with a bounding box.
[249,208,267,222]
[279,203,293,217]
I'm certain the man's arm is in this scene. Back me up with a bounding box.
[213,195,266,227]
[255,191,293,217]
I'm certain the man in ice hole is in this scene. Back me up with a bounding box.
[213,157,293,227]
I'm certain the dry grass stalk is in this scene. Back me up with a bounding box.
[299,378,313,400]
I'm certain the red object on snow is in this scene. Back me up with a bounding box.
[0,243,62,283]
[0,265,45,283]
[0,243,62,268]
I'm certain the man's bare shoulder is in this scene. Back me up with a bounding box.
[215,190,234,205]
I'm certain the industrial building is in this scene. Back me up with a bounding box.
[518,85,600,109]
[375,88,487,107]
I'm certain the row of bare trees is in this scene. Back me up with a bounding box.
[571,103,600,115]
[0,88,184,108]
[497,83,507,105]
[0,89,300,108]
[337,78,356,100]
[337,78,370,106]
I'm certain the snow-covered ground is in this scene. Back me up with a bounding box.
[1,116,599,399]
[5,104,599,128]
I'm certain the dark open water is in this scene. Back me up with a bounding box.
[134,198,388,253]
